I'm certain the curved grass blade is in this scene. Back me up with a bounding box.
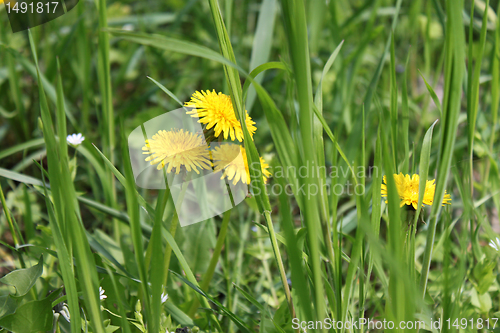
[246,0,278,111]
[0,139,45,161]
[413,119,439,225]
[419,70,442,114]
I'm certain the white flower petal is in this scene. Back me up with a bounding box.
[99,287,107,300]
[67,133,85,146]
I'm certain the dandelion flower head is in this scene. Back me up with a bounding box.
[184,90,257,142]
[142,129,211,174]
[381,173,451,209]
[212,144,270,185]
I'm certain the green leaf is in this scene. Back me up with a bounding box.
[107,29,241,72]
[93,143,155,219]
[419,0,466,298]
[87,232,136,280]
[313,40,344,111]
[470,288,492,314]
[78,196,132,224]
[401,51,411,174]
[246,0,277,111]
[163,301,195,327]
[121,127,152,328]
[0,295,17,318]
[0,168,45,187]
[414,119,439,225]
[0,256,43,297]
[419,70,442,114]
[472,259,496,295]
[147,77,183,107]
[0,296,53,333]
[242,61,288,102]
[0,139,45,161]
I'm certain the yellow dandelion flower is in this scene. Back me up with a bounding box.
[184,90,257,142]
[142,129,211,174]
[381,173,451,209]
[212,144,271,185]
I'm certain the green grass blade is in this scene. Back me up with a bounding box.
[413,120,438,225]
[108,29,244,72]
[40,168,81,333]
[484,1,500,187]
[102,263,132,333]
[401,50,411,174]
[466,0,490,198]
[390,32,398,171]
[419,70,442,114]
[313,40,344,111]
[93,143,155,218]
[161,226,222,330]
[147,76,184,107]
[279,0,325,325]
[246,0,277,111]
[419,0,466,298]
[242,61,288,100]
[169,271,250,333]
[380,110,404,325]
[30,30,105,333]
[149,188,168,333]
[366,128,383,291]
[206,0,296,324]
[0,139,45,161]
[121,127,152,327]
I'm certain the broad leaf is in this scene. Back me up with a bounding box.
[0,296,53,333]
[0,295,17,318]
[0,256,43,297]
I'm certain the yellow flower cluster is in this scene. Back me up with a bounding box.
[142,90,270,185]
[381,173,451,209]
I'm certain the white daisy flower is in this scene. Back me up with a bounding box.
[489,237,500,252]
[161,292,168,304]
[99,287,107,300]
[67,133,85,146]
